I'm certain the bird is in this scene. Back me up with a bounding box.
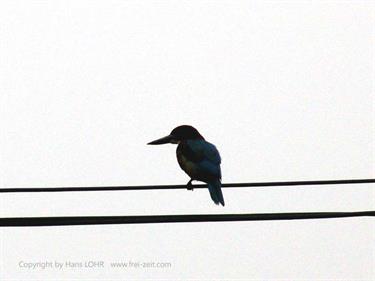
[148,125,225,206]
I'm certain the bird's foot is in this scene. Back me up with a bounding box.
[187,180,194,191]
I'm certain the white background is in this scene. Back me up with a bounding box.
[0,0,374,280]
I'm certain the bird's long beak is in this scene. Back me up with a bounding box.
[147,134,174,145]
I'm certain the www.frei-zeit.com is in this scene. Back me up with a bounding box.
[18,260,172,270]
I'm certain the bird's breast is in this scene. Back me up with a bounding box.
[177,150,195,177]
[176,143,200,179]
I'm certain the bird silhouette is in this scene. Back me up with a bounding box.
[148,125,225,206]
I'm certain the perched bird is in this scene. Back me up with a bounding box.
[148,125,225,206]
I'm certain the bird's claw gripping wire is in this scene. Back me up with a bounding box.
[186,179,194,191]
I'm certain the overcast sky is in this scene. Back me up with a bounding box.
[0,1,374,280]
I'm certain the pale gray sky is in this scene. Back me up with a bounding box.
[0,1,374,280]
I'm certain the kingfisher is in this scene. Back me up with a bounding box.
[148,125,225,206]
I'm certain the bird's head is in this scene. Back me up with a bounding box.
[148,125,204,145]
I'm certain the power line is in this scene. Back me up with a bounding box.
[1,178,374,193]
[1,211,374,227]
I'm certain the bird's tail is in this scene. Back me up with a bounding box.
[207,179,225,206]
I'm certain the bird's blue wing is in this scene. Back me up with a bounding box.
[186,140,221,179]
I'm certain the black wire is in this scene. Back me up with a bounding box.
[1,211,374,227]
[1,178,374,193]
